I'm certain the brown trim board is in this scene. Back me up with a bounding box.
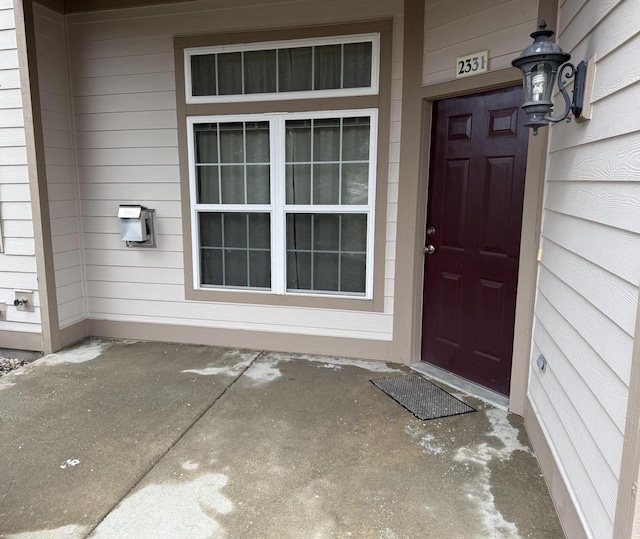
[509,128,548,416]
[174,19,393,50]
[33,0,63,12]
[613,292,640,538]
[184,96,381,118]
[390,0,425,365]
[0,329,43,352]
[59,320,89,349]
[420,68,522,100]
[175,19,393,313]
[87,319,392,361]
[14,0,61,354]
[65,0,192,13]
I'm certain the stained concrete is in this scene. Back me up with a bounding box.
[0,340,564,538]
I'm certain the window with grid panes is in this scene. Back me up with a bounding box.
[186,35,378,298]
[186,34,378,103]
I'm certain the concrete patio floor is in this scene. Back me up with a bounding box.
[0,339,564,538]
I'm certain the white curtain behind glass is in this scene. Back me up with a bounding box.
[190,41,372,97]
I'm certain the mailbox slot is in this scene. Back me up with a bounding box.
[118,205,156,248]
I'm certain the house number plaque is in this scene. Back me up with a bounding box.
[455,51,489,78]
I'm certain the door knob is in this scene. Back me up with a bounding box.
[426,226,436,236]
[424,245,436,255]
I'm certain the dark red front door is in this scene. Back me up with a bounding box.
[421,86,529,396]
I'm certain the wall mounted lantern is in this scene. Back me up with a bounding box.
[511,21,588,134]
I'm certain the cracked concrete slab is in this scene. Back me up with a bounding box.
[0,341,564,538]
[0,340,259,537]
[88,350,564,539]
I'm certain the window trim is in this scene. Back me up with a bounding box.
[175,20,393,312]
[187,109,378,299]
[185,33,380,104]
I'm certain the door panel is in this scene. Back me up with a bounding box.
[441,159,469,250]
[481,157,514,257]
[421,86,529,396]
[435,271,463,347]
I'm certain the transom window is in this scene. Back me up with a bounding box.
[185,34,379,103]
[187,110,377,298]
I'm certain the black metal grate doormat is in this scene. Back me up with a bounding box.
[371,374,475,420]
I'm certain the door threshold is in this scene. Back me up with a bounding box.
[411,362,509,411]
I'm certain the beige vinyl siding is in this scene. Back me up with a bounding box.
[34,3,86,329]
[386,15,403,315]
[422,0,536,86]
[0,1,41,337]
[529,0,640,537]
[66,0,402,347]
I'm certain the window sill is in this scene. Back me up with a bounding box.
[186,287,383,312]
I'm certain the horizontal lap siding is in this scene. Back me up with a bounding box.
[530,0,640,537]
[422,0,536,86]
[34,3,86,329]
[0,5,41,338]
[382,15,402,316]
[67,0,402,344]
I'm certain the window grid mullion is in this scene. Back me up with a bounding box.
[338,117,343,205]
[195,204,272,212]
[215,54,220,97]
[271,116,286,295]
[216,123,222,202]
[338,215,342,292]
[241,51,245,95]
[311,46,315,91]
[340,44,344,89]
[221,213,227,285]
[282,160,368,165]
[310,118,315,204]
[243,123,248,204]
[246,214,251,287]
[275,50,279,93]
[284,205,369,213]
[310,214,315,291]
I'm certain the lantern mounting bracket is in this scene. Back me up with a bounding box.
[546,60,587,125]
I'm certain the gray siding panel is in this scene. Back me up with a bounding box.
[529,0,640,537]
[34,3,86,329]
[422,0,536,86]
[0,5,41,337]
